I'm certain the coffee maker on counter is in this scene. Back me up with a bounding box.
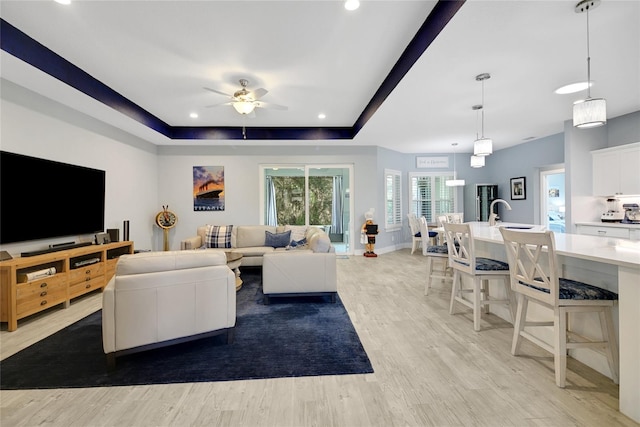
[601,197,624,222]
[622,203,640,224]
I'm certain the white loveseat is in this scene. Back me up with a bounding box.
[102,250,236,367]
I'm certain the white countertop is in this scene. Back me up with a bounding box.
[468,222,640,270]
[575,221,640,229]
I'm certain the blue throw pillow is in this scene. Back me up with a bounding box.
[265,230,291,248]
[289,238,307,247]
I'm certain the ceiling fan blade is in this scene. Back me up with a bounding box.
[256,101,288,111]
[203,87,232,97]
[252,88,268,99]
[204,101,233,108]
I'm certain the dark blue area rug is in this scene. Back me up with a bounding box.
[0,268,373,389]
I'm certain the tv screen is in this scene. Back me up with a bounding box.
[0,151,106,244]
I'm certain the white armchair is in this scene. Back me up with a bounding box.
[102,250,236,367]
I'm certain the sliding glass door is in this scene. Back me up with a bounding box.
[260,165,353,255]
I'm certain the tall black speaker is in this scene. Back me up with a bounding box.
[123,220,130,241]
[107,228,119,243]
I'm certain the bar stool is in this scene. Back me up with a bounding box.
[499,227,619,387]
[443,222,516,331]
[418,216,450,295]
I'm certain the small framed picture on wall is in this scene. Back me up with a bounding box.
[510,177,526,200]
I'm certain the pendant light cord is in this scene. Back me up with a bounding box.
[481,81,486,138]
[586,6,592,98]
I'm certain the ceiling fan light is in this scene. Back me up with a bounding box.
[470,155,485,168]
[573,97,606,128]
[473,138,492,156]
[233,101,256,115]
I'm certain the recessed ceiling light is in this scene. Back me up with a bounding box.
[345,0,360,11]
[318,113,326,119]
[554,81,591,94]
[54,0,71,5]
[189,112,198,119]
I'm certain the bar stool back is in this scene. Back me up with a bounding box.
[443,222,516,331]
[499,227,619,387]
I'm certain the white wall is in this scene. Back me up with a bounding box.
[156,145,379,252]
[0,92,159,256]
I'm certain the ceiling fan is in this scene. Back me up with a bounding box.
[204,79,288,116]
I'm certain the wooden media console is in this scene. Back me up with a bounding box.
[0,241,133,331]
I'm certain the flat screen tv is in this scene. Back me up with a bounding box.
[0,151,106,245]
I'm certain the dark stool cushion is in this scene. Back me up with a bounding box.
[520,278,618,300]
[426,245,448,255]
[475,257,509,271]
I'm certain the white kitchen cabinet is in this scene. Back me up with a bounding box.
[592,142,640,196]
[576,223,632,239]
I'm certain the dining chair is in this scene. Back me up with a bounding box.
[499,227,619,387]
[407,213,422,254]
[443,222,516,331]
[449,212,463,224]
[418,216,451,295]
[435,215,449,245]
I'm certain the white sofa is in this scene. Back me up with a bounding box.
[102,250,236,367]
[180,224,337,302]
[180,225,335,266]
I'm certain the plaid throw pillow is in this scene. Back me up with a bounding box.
[205,225,233,248]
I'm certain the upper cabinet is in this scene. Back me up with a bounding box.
[592,142,640,196]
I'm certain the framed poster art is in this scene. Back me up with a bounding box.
[193,166,225,211]
[510,177,526,200]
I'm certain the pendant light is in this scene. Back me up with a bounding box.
[446,143,465,187]
[470,104,485,168]
[573,0,606,128]
[474,73,493,156]
[470,155,485,168]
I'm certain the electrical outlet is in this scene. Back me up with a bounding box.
[391,235,395,242]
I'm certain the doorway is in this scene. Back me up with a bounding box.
[260,165,354,255]
[541,168,565,232]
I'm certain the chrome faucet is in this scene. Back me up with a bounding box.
[489,199,512,226]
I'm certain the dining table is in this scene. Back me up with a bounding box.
[440,222,640,422]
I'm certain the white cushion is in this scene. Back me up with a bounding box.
[285,225,308,242]
[309,231,332,253]
[116,250,226,276]
[235,225,278,248]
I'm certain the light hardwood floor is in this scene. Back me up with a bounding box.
[1,250,636,427]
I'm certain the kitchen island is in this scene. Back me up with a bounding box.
[464,222,640,422]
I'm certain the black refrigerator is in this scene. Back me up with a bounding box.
[476,184,498,222]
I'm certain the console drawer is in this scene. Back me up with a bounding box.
[16,276,67,317]
[16,274,66,300]
[68,276,105,299]
[69,262,104,284]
